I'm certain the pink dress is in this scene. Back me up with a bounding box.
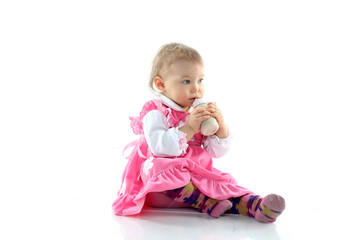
[112,96,252,215]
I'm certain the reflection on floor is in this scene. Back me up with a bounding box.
[113,206,282,240]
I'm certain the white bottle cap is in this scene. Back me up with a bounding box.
[193,98,207,108]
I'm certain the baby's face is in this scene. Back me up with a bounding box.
[162,60,204,111]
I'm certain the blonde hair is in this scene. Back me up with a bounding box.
[149,43,203,92]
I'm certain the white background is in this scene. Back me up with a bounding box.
[1,0,359,239]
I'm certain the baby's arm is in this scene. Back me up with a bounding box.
[143,110,188,157]
[203,129,233,158]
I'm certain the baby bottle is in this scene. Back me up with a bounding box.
[193,99,219,136]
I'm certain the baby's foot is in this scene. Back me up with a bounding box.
[255,194,285,223]
[210,200,233,218]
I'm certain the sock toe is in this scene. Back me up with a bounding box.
[255,194,285,223]
[263,194,286,212]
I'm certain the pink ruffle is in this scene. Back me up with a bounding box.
[139,166,191,196]
[190,171,253,200]
[130,99,179,135]
[142,163,250,201]
[112,194,145,216]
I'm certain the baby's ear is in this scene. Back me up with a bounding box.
[154,76,165,92]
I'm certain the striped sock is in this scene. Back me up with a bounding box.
[229,194,285,223]
[163,182,232,218]
[229,194,262,217]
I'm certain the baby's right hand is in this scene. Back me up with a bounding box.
[186,107,211,134]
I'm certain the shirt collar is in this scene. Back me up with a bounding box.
[159,94,187,112]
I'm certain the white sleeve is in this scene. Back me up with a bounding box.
[143,110,188,157]
[203,127,233,158]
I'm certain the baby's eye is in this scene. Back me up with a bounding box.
[198,79,203,83]
[182,80,191,84]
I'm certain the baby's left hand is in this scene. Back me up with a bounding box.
[207,103,228,138]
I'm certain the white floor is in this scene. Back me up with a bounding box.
[112,205,359,240]
[114,207,285,240]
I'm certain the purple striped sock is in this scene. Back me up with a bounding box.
[163,182,232,218]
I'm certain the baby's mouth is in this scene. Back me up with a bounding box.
[189,97,197,103]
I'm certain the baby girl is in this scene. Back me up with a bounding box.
[112,43,285,222]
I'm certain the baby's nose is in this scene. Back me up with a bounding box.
[191,83,199,92]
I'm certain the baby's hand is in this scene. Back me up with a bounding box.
[207,103,228,138]
[186,107,211,134]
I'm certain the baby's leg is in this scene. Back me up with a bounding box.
[163,182,233,218]
[146,192,190,208]
[229,194,285,223]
